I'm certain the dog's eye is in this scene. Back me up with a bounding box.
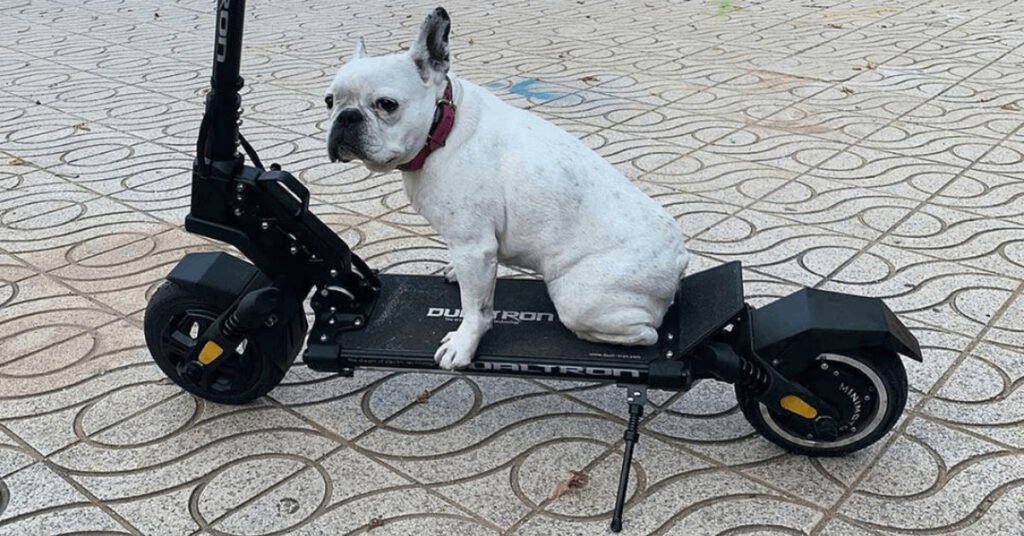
[324,95,333,110]
[375,98,399,113]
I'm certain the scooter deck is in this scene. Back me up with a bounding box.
[333,262,745,371]
[339,274,662,364]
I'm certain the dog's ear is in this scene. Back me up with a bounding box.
[351,37,368,61]
[409,7,450,82]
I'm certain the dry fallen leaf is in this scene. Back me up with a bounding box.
[468,37,474,45]
[73,122,90,132]
[1001,103,1021,111]
[549,480,571,500]
[840,86,854,95]
[415,390,431,403]
[8,157,25,166]
[825,23,843,29]
[368,517,384,530]
[579,75,599,83]
[548,471,590,500]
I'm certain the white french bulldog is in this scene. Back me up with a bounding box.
[326,7,688,370]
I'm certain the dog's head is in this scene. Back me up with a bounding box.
[325,7,451,172]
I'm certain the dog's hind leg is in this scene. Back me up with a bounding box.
[574,324,659,346]
[548,269,669,347]
[566,308,660,346]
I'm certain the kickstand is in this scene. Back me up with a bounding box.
[610,385,647,533]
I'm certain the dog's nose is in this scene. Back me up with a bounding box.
[335,108,363,128]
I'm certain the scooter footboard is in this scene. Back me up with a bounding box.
[750,288,923,376]
[305,274,692,385]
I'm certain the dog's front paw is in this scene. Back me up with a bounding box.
[443,263,458,283]
[434,330,476,370]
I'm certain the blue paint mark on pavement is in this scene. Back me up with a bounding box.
[486,78,562,100]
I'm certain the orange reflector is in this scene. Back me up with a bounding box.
[780,395,818,419]
[198,341,224,365]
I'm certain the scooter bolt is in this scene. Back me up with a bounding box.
[330,269,339,277]
[330,306,337,313]
[665,350,674,358]
[864,395,871,401]
[666,333,674,341]
[833,371,839,377]
[233,207,243,216]
[354,318,363,326]
[181,361,203,383]
[820,363,829,371]
[633,391,641,397]
[627,397,634,403]
[260,221,270,230]
[319,334,328,342]
[320,289,329,297]
[265,314,277,327]
[235,194,243,201]
[772,359,780,366]
[289,245,298,255]
[806,433,814,439]
[236,183,245,192]
[850,426,857,432]
[328,317,335,325]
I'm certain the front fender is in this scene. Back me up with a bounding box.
[166,252,266,310]
[750,288,922,376]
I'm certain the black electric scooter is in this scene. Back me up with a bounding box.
[143,1,923,531]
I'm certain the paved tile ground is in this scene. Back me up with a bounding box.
[2,0,1024,534]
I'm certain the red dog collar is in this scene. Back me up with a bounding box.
[398,79,456,171]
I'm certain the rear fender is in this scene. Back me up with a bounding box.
[750,288,922,377]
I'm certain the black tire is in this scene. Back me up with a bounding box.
[143,280,307,405]
[736,351,908,456]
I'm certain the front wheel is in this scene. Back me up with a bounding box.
[143,280,307,405]
[736,351,908,456]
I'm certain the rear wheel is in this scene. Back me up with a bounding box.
[143,280,307,404]
[736,351,907,456]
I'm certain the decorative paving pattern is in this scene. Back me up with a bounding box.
[2,0,1024,534]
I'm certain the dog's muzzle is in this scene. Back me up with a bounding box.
[327,108,365,163]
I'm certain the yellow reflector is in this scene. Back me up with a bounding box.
[780,395,818,419]
[198,341,224,365]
